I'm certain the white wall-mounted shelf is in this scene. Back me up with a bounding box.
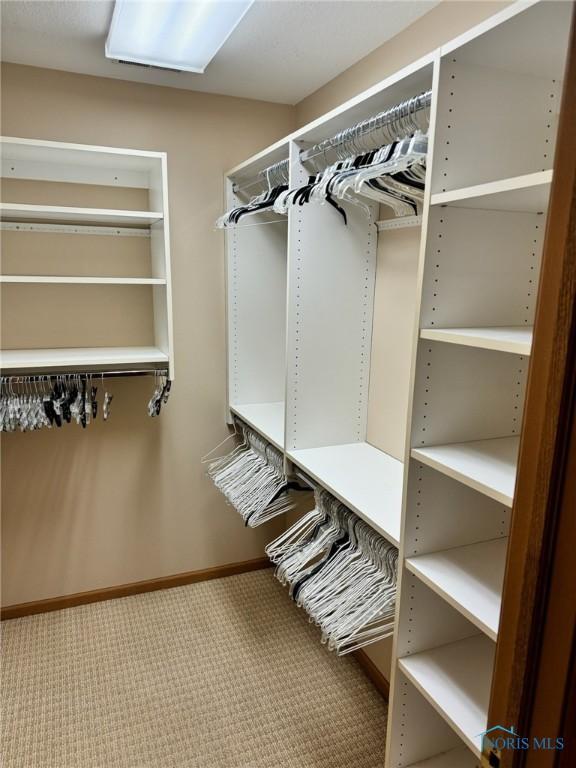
[0,203,163,227]
[0,275,166,285]
[230,402,285,451]
[288,443,403,546]
[411,436,519,506]
[398,634,494,758]
[406,538,507,640]
[431,171,552,213]
[420,327,532,356]
[0,346,169,371]
[406,746,478,768]
[1,137,174,378]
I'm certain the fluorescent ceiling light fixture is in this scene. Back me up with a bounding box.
[106,0,255,73]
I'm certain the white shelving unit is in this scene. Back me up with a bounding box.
[224,53,434,553]
[386,2,572,766]
[222,2,572,766]
[1,137,174,378]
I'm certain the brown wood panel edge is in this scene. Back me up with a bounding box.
[1,557,272,620]
[353,649,390,701]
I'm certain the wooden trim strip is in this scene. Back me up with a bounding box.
[354,649,390,701]
[1,557,271,621]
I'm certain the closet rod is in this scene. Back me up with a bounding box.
[299,89,432,165]
[232,157,289,194]
[1,368,169,380]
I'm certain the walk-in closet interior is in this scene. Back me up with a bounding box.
[2,2,575,767]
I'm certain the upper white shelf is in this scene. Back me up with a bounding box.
[421,327,533,356]
[411,436,519,507]
[288,442,403,547]
[1,136,165,188]
[431,171,552,213]
[0,203,163,227]
[0,346,168,370]
[406,537,507,641]
[406,746,478,768]
[399,634,495,758]
[230,402,285,451]
[0,275,165,285]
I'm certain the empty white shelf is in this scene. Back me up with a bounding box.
[0,275,166,285]
[421,327,532,356]
[411,436,519,506]
[406,538,507,641]
[0,203,163,226]
[0,346,169,370]
[406,746,478,768]
[399,634,494,758]
[431,171,552,213]
[230,402,285,451]
[288,442,402,546]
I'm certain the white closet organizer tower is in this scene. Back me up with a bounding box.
[0,137,174,378]
[226,57,434,548]
[386,2,571,767]
[223,1,571,765]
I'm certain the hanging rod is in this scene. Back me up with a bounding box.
[1,368,168,380]
[232,157,290,194]
[300,89,432,165]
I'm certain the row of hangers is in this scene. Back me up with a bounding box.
[205,422,398,654]
[0,370,171,432]
[216,90,430,228]
[266,488,398,654]
[204,420,311,526]
[216,159,289,228]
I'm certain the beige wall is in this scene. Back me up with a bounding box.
[295,0,512,126]
[0,63,295,606]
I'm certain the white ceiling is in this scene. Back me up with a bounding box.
[1,0,439,104]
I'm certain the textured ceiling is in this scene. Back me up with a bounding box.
[1,0,439,103]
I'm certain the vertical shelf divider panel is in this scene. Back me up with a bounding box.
[384,47,443,768]
[225,151,289,447]
[285,139,377,452]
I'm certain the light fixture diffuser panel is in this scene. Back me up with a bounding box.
[106,0,255,73]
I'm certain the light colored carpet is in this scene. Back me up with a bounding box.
[1,569,387,768]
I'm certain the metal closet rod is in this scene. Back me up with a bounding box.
[232,157,290,194]
[1,368,168,381]
[299,89,433,164]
